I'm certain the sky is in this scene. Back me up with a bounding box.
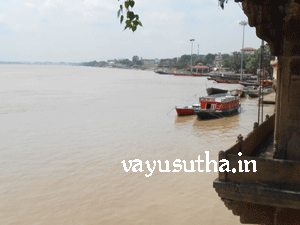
[0,0,263,62]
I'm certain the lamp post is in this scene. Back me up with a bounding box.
[190,39,195,74]
[239,20,247,81]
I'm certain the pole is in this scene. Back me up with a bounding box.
[258,40,264,124]
[239,21,247,81]
[218,52,221,69]
[190,39,195,74]
[261,40,265,123]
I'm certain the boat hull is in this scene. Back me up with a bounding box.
[230,89,245,97]
[206,87,228,95]
[195,105,240,119]
[213,79,240,84]
[175,104,200,116]
[175,108,195,115]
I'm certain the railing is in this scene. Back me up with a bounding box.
[217,113,300,192]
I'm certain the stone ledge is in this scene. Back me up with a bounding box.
[214,179,300,209]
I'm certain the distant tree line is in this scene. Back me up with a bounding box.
[81,60,107,67]
[158,53,229,69]
[80,48,272,74]
[81,56,143,68]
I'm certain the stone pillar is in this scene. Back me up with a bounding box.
[274,56,300,161]
[270,57,278,91]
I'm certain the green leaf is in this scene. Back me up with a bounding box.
[132,26,137,32]
[126,19,131,26]
[130,1,135,7]
[120,15,124,23]
[117,9,121,18]
[124,1,129,9]
[128,11,134,20]
[135,15,139,20]
[138,21,143,27]
[120,4,123,12]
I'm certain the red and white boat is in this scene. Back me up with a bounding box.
[194,94,240,119]
[175,104,200,116]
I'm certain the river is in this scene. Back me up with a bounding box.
[0,65,274,224]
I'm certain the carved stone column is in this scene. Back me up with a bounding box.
[274,56,300,160]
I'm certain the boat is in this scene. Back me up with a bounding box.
[229,89,245,97]
[239,80,273,87]
[213,78,240,84]
[172,72,192,76]
[246,88,273,97]
[206,87,228,95]
[192,73,210,77]
[155,70,173,75]
[194,94,240,119]
[175,104,200,116]
[248,92,260,98]
[209,73,257,82]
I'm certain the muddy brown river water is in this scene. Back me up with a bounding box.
[0,65,275,224]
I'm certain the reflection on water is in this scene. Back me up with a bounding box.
[0,65,275,225]
[174,114,196,124]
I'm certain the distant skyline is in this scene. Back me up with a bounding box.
[0,0,262,62]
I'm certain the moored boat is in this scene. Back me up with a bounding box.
[239,80,273,87]
[213,78,240,84]
[194,94,240,119]
[192,73,210,77]
[155,70,173,75]
[175,104,200,116]
[246,88,273,97]
[229,89,245,97]
[209,73,257,82]
[172,72,192,76]
[206,87,228,95]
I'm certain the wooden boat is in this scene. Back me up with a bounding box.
[239,80,273,87]
[213,78,240,84]
[210,73,257,81]
[239,81,259,86]
[192,73,210,77]
[248,92,260,98]
[194,94,240,119]
[172,72,192,76]
[175,104,200,116]
[206,87,228,95]
[155,70,173,75]
[229,89,245,97]
[246,88,273,97]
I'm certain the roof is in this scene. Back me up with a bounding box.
[192,65,210,69]
[243,47,256,51]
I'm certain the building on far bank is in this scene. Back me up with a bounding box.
[242,47,256,55]
[107,59,116,65]
[192,63,210,74]
[141,59,155,67]
[214,55,223,68]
